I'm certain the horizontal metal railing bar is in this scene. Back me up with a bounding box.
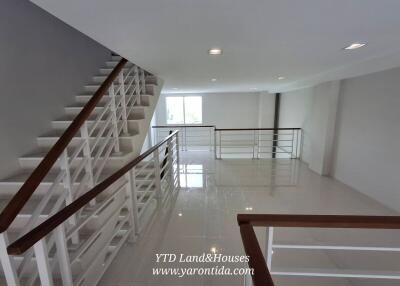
[7,131,179,255]
[216,128,301,131]
[271,268,400,279]
[153,125,215,128]
[272,244,400,251]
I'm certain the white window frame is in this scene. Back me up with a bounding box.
[165,95,202,125]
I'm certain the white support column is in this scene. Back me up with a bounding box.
[109,83,121,154]
[153,149,162,203]
[127,169,140,237]
[0,233,20,286]
[34,240,54,286]
[55,225,73,286]
[118,71,129,135]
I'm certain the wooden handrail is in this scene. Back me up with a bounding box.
[238,213,400,286]
[7,131,178,255]
[237,214,400,229]
[215,127,301,131]
[0,58,128,233]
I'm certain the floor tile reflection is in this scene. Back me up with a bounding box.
[99,150,399,286]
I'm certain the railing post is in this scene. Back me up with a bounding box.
[219,131,222,159]
[80,122,96,209]
[209,127,212,151]
[118,71,129,135]
[0,233,20,286]
[252,130,256,159]
[244,272,253,286]
[167,138,174,192]
[60,150,80,244]
[154,148,162,203]
[290,129,294,159]
[128,168,140,236]
[214,128,217,159]
[109,83,121,154]
[135,66,141,106]
[175,133,181,189]
[141,68,146,96]
[55,225,73,286]
[34,239,54,286]
[266,227,274,269]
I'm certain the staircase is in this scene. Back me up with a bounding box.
[0,54,167,285]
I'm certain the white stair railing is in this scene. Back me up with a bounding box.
[6,131,180,286]
[0,57,153,285]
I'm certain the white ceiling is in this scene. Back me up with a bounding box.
[32,0,400,93]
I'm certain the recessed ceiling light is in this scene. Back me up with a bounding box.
[178,213,182,217]
[344,42,366,50]
[208,48,222,55]
[245,207,253,211]
[210,247,217,254]
[211,78,217,82]
[278,76,285,80]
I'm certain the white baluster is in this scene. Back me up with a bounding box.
[175,133,181,189]
[128,167,140,235]
[34,239,53,286]
[141,69,146,95]
[244,272,253,286]
[266,227,274,269]
[60,150,80,244]
[0,233,20,286]
[153,148,162,203]
[55,225,73,286]
[135,66,141,106]
[80,122,96,207]
[109,83,121,154]
[118,71,129,135]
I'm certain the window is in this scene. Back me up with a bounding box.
[166,96,202,124]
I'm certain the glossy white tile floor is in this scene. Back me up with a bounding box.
[99,151,400,286]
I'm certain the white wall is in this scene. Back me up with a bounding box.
[333,67,400,212]
[0,0,110,178]
[280,81,340,174]
[279,87,314,163]
[156,92,268,128]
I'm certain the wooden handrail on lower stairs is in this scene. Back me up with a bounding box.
[0,58,128,233]
[7,131,179,255]
[237,214,400,286]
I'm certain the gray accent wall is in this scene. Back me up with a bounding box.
[0,0,110,178]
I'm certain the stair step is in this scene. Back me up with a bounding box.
[0,167,119,197]
[111,55,122,61]
[105,61,134,68]
[52,112,144,130]
[92,74,158,85]
[83,84,156,95]
[37,128,137,149]
[19,146,130,169]
[75,94,151,107]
